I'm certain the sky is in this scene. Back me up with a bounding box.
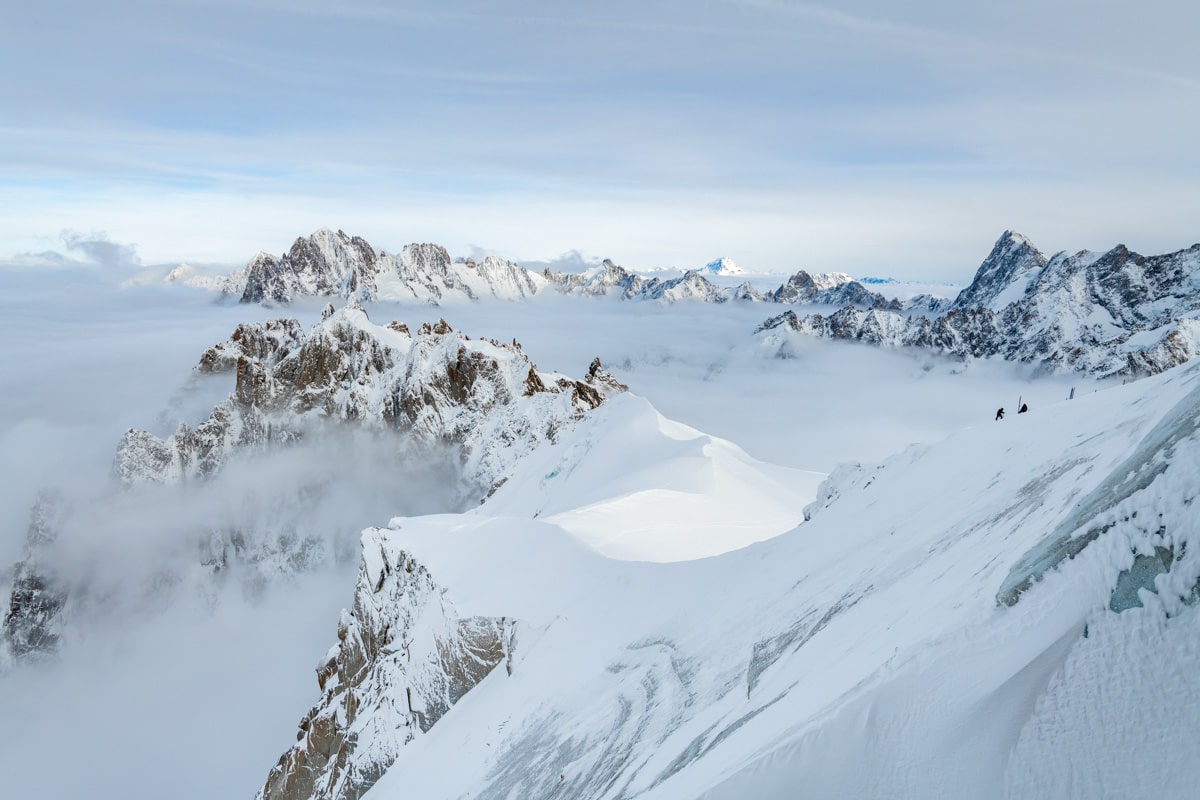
[2,0,1198,279]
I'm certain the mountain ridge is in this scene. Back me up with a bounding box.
[759,231,1200,377]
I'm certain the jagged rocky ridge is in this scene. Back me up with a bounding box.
[758,231,1200,377]
[201,227,908,309]
[1,491,68,666]
[115,299,627,495]
[257,530,515,800]
[2,303,625,667]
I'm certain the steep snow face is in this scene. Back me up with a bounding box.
[257,392,823,798]
[257,534,512,800]
[763,232,1200,377]
[950,230,1048,311]
[273,356,1200,800]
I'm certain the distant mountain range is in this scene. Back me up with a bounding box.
[162,228,911,310]
[139,227,1200,378]
[757,231,1200,377]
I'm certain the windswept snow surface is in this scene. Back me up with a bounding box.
[362,357,1200,800]
[482,393,824,562]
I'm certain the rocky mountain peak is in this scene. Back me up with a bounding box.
[762,234,1200,378]
[2,490,69,663]
[257,533,512,800]
[951,229,1047,311]
[241,229,382,304]
[115,302,627,495]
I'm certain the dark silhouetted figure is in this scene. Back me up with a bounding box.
[1019,403,1028,414]
[995,407,1005,421]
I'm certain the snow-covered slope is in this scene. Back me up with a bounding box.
[761,231,1200,377]
[263,354,1200,800]
[255,395,821,800]
[480,394,825,562]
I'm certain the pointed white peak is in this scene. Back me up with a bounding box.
[702,257,745,276]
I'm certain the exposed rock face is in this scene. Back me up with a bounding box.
[639,270,730,304]
[457,255,544,300]
[257,529,512,800]
[239,230,550,305]
[115,303,625,497]
[5,306,624,669]
[759,232,1200,377]
[243,230,381,304]
[949,230,1048,312]
[545,259,649,298]
[2,491,68,664]
[769,270,899,310]
[732,282,765,302]
[230,228,931,309]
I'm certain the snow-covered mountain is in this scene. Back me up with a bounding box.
[256,394,821,800]
[151,228,926,310]
[759,231,1200,377]
[769,269,899,309]
[255,340,1200,800]
[701,257,745,276]
[2,302,627,665]
[115,300,625,494]
[240,231,547,305]
[0,491,67,667]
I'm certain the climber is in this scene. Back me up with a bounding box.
[995,407,1005,421]
[1019,403,1029,414]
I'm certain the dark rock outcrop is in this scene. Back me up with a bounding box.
[2,491,68,663]
[257,531,513,800]
[115,303,625,496]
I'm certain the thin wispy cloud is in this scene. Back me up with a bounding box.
[1,1,1196,279]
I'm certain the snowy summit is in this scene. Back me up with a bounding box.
[701,257,746,276]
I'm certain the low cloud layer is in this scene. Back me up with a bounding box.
[2,229,142,273]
